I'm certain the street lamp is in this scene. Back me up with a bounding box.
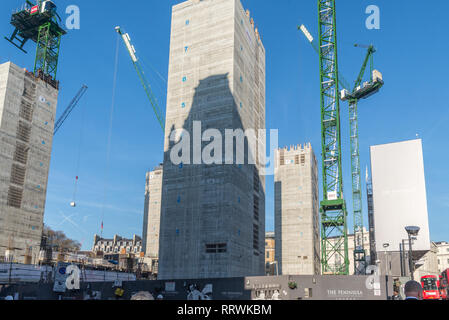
[383,243,390,276]
[405,226,420,280]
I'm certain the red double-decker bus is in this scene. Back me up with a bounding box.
[421,275,441,300]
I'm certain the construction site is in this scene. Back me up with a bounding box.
[0,0,447,301]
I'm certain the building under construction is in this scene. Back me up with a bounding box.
[142,165,163,271]
[0,0,65,263]
[158,0,266,279]
[0,62,59,263]
[274,144,320,276]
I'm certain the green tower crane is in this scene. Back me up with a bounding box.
[115,26,165,132]
[341,45,384,274]
[317,0,349,275]
[300,23,384,277]
[5,0,66,80]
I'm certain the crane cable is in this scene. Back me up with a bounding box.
[139,57,167,107]
[100,33,120,237]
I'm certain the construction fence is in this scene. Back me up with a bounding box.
[0,263,136,284]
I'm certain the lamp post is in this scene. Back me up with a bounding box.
[383,243,390,276]
[405,226,420,281]
[400,239,408,277]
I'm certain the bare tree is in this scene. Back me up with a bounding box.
[43,225,81,253]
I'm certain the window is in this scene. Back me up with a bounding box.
[19,99,33,121]
[16,121,31,143]
[254,167,260,193]
[253,195,259,221]
[10,164,26,186]
[253,224,259,251]
[267,252,269,258]
[7,186,23,209]
[205,243,227,254]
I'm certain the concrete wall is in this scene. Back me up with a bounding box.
[0,62,58,263]
[158,0,266,279]
[274,144,320,275]
[142,166,163,258]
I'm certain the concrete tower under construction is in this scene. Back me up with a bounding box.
[275,144,320,275]
[0,62,59,262]
[142,166,163,261]
[158,0,266,279]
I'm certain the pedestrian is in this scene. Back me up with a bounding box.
[404,280,423,300]
[392,290,402,300]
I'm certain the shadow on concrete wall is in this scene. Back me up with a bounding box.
[158,74,265,280]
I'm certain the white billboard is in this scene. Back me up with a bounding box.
[370,139,431,253]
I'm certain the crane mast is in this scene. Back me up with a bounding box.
[318,0,349,275]
[115,26,165,132]
[342,45,383,274]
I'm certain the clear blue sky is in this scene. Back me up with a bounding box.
[1,0,448,250]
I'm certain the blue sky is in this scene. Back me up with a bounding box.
[1,0,448,250]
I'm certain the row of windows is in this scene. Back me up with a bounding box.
[279,155,306,166]
[99,241,140,247]
[97,246,142,254]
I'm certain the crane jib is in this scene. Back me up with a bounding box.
[115,26,165,132]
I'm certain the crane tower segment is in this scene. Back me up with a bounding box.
[317,0,349,275]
